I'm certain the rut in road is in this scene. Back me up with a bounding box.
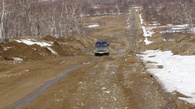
[13,57,99,109]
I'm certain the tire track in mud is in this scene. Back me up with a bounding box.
[13,56,99,109]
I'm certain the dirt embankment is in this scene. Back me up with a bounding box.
[138,11,195,55]
[51,36,95,56]
[0,35,96,62]
[145,33,195,55]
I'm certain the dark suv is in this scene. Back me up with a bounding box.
[94,40,110,56]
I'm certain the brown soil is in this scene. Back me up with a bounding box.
[146,32,195,55]
[0,41,51,61]
[0,36,94,61]
[42,35,57,41]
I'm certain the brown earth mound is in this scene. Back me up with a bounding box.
[51,36,94,56]
[189,38,195,43]
[42,35,57,41]
[146,33,195,55]
[0,36,94,62]
[172,43,195,55]
[0,41,52,61]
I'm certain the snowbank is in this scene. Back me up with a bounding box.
[47,47,58,56]
[139,14,153,45]
[154,24,195,34]
[15,39,52,47]
[139,50,195,105]
[190,27,195,33]
[160,24,189,34]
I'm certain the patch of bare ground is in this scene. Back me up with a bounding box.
[82,14,127,37]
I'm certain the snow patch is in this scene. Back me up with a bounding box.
[159,24,195,34]
[139,14,153,45]
[80,13,90,17]
[83,62,91,65]
[190,36,195,39]
[111,71,115,74]
[13,57,23,62]
[139,50,195,105]
[190,27,195,33]
[163,39,174,42]
[47,47,58,56]
[149,21,161,26]
[15,39,52,47]
[4,47,12,51]
[87,24,100,28]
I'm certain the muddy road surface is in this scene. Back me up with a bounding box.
[0,9,194,109]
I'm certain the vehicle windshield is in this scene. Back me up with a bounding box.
[95,42,108,47]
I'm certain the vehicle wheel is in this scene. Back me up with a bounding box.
[94,53,98,56]
[107,53,110,56]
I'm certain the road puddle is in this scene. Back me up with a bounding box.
[60,56,80,64]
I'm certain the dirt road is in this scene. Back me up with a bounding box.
[0,9,194,109]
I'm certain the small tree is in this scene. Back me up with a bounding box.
[0,0,5,41]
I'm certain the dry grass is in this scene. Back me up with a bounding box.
[82,14,127,37]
